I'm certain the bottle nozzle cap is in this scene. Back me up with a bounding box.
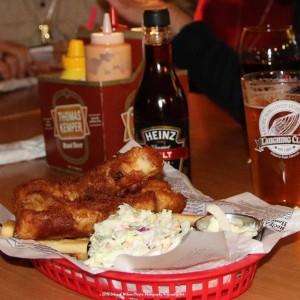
[63,39,85,69]
[66,39,85,57]
[91,13,124,45]
[102,13,112,33]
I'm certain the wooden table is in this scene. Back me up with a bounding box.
[0,88,299,300]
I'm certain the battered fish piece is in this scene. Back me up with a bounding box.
[15,187,186,240]
[14,146,163,208]
[15,191,157,240]
[141,179,186,212]
[13,147,187,240]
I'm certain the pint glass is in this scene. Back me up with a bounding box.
[241,71,300,207]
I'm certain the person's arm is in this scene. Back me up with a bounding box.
[172,21,245,125]
[106,0,192,35]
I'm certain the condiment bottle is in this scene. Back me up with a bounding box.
[134,9,191,177]
[85,13,132,82]
[61,39,86,80]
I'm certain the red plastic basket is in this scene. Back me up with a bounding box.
[33,254,263,300]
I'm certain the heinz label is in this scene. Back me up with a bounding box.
[139,126,188,171]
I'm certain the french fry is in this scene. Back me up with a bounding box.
[1,220,15,238]
[72,252,88,261]
[1,220,88,259]
[39,239,89,256]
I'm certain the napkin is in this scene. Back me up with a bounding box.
[0,139,300,276]
[0,135,46,165]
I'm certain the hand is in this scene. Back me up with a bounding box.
[0,40,67,80]
[0,54,18,80]
[0,41,32,80]
[29,40,67,75]
[107,0,192,34]
[29,61,59,75]
[0,42,32,78]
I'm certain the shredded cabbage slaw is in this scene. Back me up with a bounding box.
[85,204,191,268]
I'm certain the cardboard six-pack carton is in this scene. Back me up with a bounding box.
[38,31,189,173]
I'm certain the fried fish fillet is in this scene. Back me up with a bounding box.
[15,187,186,240]
[14,146,163,207]
[15,191,155,240]
[14,147,186,240]
[141,179,186,212]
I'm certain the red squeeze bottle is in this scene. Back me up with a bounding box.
[109,6,128,31]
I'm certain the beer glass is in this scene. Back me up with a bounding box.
[241,71,300,207]
[239,25,300,74]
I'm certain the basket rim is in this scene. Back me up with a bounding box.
[35,253,264,282]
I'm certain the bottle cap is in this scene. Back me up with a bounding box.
[143,8,170,27]
[62,39,85,69]
[91,13,124,45]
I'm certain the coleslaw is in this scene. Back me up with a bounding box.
[85,204,191,268]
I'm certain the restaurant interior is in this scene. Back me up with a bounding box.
[0,1,299,299]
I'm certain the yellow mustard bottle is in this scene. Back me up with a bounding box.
[85,13,132,82]
[61,39,86,80]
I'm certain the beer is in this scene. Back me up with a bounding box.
[134,9,190,177]
[242,70,300,207]
[244,102,300,206]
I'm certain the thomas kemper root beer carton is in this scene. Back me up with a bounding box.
[38,31,189,173]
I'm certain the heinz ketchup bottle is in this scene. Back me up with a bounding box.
[134,8,190,177]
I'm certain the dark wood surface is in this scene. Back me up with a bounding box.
[0,88,299,299]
